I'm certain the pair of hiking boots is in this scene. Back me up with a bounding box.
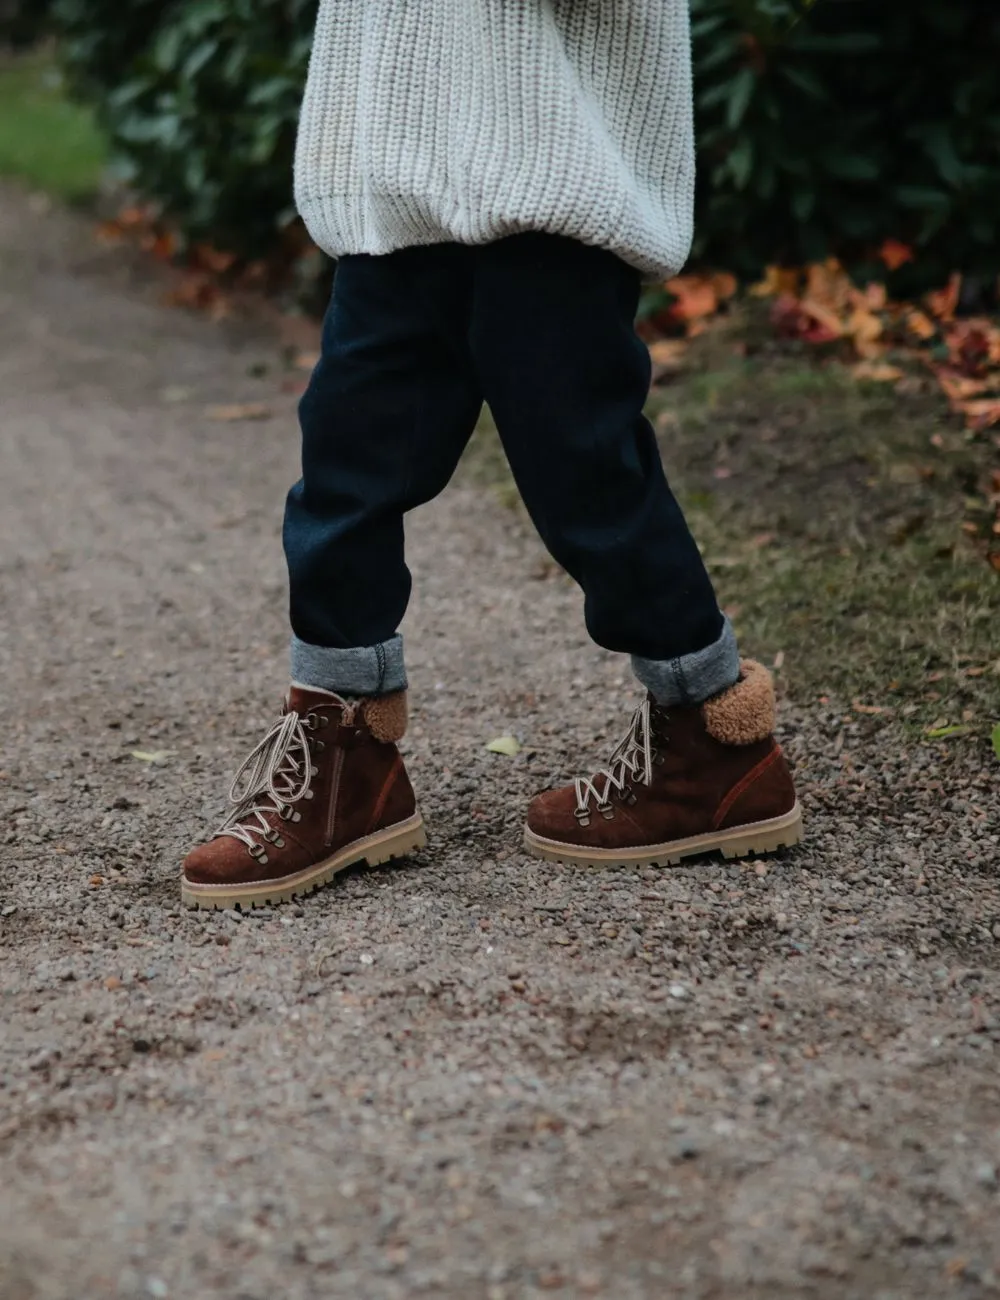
[181,660,802,910]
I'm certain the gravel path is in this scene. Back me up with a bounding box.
[2,185,999,1300]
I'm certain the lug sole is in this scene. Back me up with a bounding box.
[523,803,803,869]
[181,813,427,911]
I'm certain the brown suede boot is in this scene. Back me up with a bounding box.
[524,660,802,867]
[181,687,425,910]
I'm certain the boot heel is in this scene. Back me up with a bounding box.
[364,814,427,867]
[719,804,804,860]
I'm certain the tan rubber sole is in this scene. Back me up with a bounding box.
[181,813,427,911]
[523,803,803,869]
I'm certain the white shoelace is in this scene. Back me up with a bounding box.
[574,699,655,817]
[215,711,317,850]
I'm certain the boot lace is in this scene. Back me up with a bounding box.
[574,700,657,823]
[215,707,335,856]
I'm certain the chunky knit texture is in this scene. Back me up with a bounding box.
[294,0,695,281]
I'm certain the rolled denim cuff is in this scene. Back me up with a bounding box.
[631,617,740,707]
[290,634,407,696]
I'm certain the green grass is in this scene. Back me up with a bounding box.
[0,51,106,200]
[462,339,1000,741]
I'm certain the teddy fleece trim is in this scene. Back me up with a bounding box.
[702,659,776,745]
[363,692,409,743]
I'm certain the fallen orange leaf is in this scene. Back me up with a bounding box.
[878,239,914,271]
[664,275,718,321]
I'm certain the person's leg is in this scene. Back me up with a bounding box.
[182,244,483,910]
[284,243,483,694]
[466,232,800,865]
[467,232,737,706]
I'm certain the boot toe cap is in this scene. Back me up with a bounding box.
[182,837,256,887]
[526,786,592,845]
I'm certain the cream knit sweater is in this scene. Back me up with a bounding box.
[294,0,695,282]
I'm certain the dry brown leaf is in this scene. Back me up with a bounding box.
[206,403,272,423]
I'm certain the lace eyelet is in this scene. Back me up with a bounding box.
[574,808,592,827]
[279,803,294,821]
[263,829,285,847]
[312,739,326,752]
[304,712,319,730]
[248,844,268,864]
[598,803,614,821]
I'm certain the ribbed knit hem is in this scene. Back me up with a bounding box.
[298,193,688,285]
[289,634,407,697]
[631,618,740,707]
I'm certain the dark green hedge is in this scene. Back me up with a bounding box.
[692,0,1000,287]
[52,0,315,255]
[35,0,1000,283]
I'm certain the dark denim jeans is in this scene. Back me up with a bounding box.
[284,233,737,703]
